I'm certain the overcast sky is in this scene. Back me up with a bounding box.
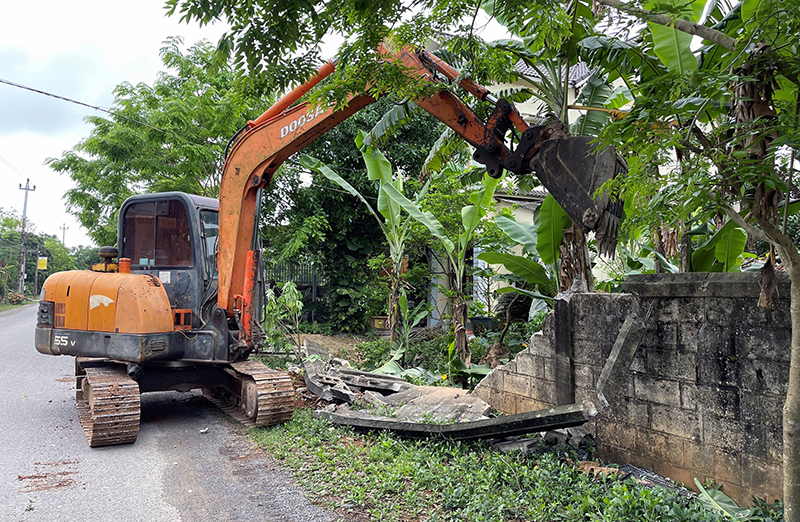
[0,2,508,250]
[0,0,227,248]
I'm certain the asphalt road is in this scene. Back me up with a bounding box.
[0,305,334,522]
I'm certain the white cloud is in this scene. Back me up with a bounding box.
[0,0,226,248]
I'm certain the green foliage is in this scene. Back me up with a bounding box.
[253,409,729,522]
[536,195,572,267]
[46,37,266,246]
[70,245,100,270]
[264,281,305,355]
[267,99,442,333]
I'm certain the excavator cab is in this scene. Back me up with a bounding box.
[118,192,220,329]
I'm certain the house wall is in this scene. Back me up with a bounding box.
[473,273,787,504]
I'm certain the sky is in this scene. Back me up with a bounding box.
[0,1,509,250]
[0,0,227,248]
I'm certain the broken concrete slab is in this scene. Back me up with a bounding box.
[381,386,492,423]
[315,401,599,440]
[329,367,413,394]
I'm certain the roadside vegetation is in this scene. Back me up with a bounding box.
[253,409,761,522]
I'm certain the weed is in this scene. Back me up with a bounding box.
[252,408,731,522]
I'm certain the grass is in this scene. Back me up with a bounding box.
[252,409,730,522]
[0,302,29,313]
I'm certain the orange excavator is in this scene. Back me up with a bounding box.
[34,44,624,447]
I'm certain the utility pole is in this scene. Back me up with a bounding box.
[60,223,69,245]
[18,178,35,294]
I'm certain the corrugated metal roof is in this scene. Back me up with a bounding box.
[515,60,594,87]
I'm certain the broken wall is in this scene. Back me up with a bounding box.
[473,273,788,504]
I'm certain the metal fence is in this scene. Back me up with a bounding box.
[264,260,328,287]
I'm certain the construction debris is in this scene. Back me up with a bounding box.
[301,341,598,441]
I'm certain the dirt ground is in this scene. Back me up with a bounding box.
[300,333,367,361]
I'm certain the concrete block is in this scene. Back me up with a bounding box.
[515,395,550,413]
[634,374,681,407]
[736,327,790,361]
[504,372,532,398]
[677,323,700,353]
[596,420,636,450]
[766,425,783,464]
[702,412,744,451]
[712,446,744,485]
[742,423,767,459]
[543,358,556,382]
[740,392,783,427]
[652,461,696,489]
[686,385,740,420]
[740,358,789,396]
[574,363,595,388]
[604,396,650,428]
[680,383,697,411]
[531,355,546,379]
[531,378,558,405]
[634,428,680,464]
[654,299,680,323]
[742,455,783,490]
[650,404,700,440]
[646,349,696,382]
[675,297,705,326]
[528,331,555,357]
[514,353,535,377]
[683,441,715,474]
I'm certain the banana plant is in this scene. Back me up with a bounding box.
[383,169,499,366]
[299,130,428,345]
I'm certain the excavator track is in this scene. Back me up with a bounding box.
[76,366,140,447]
[204,361,294,428]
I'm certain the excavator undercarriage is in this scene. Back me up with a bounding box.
[74,358,294,447]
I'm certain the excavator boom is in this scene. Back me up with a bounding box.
[218,44,625,343]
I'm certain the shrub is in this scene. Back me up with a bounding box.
[8,292,25,305]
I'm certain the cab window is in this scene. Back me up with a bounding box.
[122,200,193,268]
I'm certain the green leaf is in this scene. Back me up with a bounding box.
[694,479,757,519]
[497,285,554,305]
[495,215,538,254]
[644,0,701,73]
[714,227,746,272]
[536,195,572,266]
[356,130,392,183]
[363,102,419,149]
[573,74,613,136]
[382,183,454,253]
[477,251,555,296]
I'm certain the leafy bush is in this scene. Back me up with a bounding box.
[8,292,25,305]
[254,409,729,522]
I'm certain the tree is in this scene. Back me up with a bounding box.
[71,245,100,270]
[46,37,267,246]
[570,0,799,515]
[165,0,800,510]
[265,99,443,332]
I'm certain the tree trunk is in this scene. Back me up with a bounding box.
[785,261,800,521]
[453,297,471,367]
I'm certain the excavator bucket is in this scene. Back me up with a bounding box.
[532,136,625,257]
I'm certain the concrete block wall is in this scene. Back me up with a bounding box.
[473,273,788,504]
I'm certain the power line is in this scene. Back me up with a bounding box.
[0,77,206,146]
[0,154,26,180]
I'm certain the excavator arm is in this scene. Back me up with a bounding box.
[217,44,624,346]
